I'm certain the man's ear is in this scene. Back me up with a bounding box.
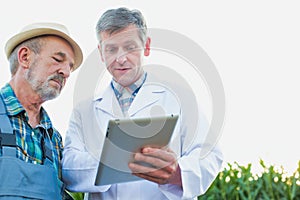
[17,47,31,69]
[97,44,105,62]
[144,37,151,56]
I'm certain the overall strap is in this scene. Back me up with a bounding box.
[0,94,16,157]
[38,125,54,166]
[0,94,54,166]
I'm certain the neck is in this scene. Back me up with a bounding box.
[9,77,44,127]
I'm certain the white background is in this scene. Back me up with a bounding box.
[0,0,299,174]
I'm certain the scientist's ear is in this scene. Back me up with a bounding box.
[144,37,151,56]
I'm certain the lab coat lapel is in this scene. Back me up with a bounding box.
[129,84,166,116]
[94,86,123,118]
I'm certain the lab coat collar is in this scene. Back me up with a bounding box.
[93,79,166,117]
[93,86,122,117]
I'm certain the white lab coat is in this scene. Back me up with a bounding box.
[62,75,223,200]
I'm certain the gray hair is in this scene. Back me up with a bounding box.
[8,37,43,75]
[96,7,147,44]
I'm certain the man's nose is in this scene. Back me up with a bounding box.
[116,49,128,64]
[58,63,71,78]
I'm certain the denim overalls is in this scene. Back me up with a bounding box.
[0,95,63,199]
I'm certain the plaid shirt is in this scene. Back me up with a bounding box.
[0,84,63,178]
[111,72,147,115]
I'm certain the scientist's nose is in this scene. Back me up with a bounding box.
[116,50,127,65]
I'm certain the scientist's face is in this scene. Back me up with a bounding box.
[98,25,150,87]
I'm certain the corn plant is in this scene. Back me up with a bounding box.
[198,159,300,200]
[63,190,84,200]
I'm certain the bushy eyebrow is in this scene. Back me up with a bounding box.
[55,51,66,58]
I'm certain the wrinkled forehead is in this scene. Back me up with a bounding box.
[100,26,143,46]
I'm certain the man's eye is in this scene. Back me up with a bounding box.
[126,45,137,51]
[53,57,62,62]
[105,47,117,54]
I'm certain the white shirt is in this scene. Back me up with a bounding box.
[62,76,223,200]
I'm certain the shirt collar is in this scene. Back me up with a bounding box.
[111,72,147,99]
[0,83,53,129]
[39,108,53,130]
[0,83,24,116]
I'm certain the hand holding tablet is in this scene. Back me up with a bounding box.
[94,115,179,186]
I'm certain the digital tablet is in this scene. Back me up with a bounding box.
[94,114,179,186]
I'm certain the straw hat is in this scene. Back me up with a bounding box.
[5,22,83,71]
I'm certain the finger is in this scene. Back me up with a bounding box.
[128,161,157,173]
[142,147,177,163]
[129,162,172,184]
[129,161,176,178]
[133,152,170,169]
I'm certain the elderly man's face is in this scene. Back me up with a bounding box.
[25,36,74,101]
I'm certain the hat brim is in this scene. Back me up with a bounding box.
[5,28,83,71]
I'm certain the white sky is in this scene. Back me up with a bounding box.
[0,0,299,174]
